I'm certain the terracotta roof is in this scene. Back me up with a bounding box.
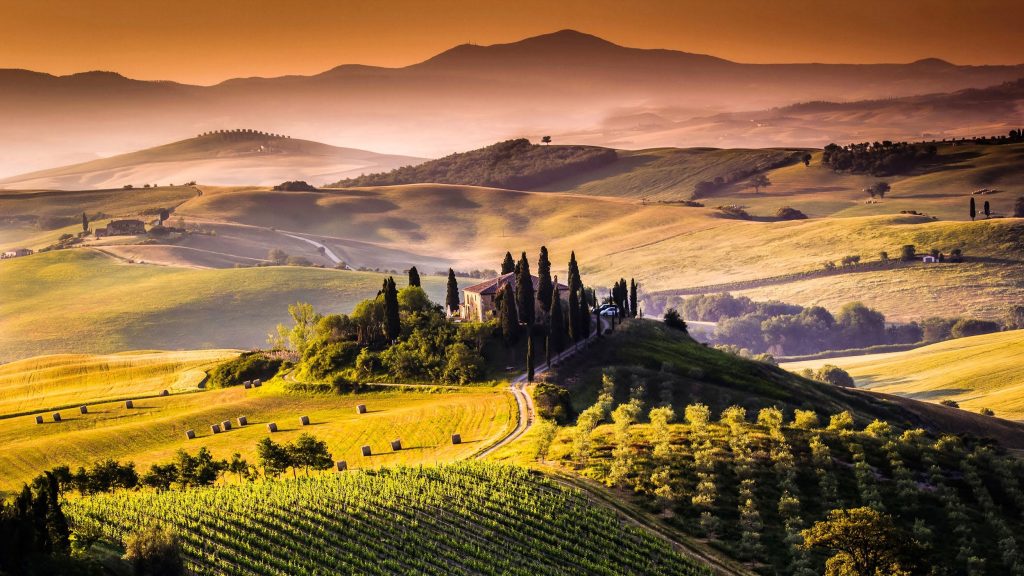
[463,272,570,295]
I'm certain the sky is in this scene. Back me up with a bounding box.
[1,0,1022,85]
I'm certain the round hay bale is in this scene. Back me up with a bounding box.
[125,400,134,409]
[210,424,222,434]
[243,380,251,387]
[356,404,367,414]
[390,439,402,451]
[160,390,169,396]
[34,415,44,424]
[254,379,261,385]
[267,422,278,433]
[360,445,372,457]
[243,382,252,389]
[237,416,248,427]
[451,433,462,445]
[52,412,61,422]
[300,415,310,426]
[80,405,89,414]
[336,461,348,472]
[185,429,196,440]
[221,420,232,431]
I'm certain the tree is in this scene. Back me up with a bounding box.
[81,212,88,232]
[498,285,520,346]
[815,365,855,388]
[267,248,288,265]
[549,283,565,354]
[869,182,890,199]
[228,453,249,483]
[541,135,552,144]
[288,433,333,476]
[802,153,812,166]
[174,447,226,487]
[567,251,581,293]
[445,269,460,315]
[142,463,178,491]
[750,173,771,194]
[567,284,580,342]
[526,335,535,382]
[577,286,591,338]
[629,278,638,318]
[256,437,290,477]
[407,266,420,287]
[663,308,687,332]
[272,302,321,355]
[124,524,185,576]
[801,507,910,576]
[537,246,553,315]
[970,197,976,221]
[501,251,515,274]
[515,252,535,326]
[159,209,169,225]
[1015,196,1024,217]
[900,245,916,262]
[983,200,990,218]
[383,277,401,342]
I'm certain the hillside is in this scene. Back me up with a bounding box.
[0,131,423,189]
[65,462,710,575]
[3,30,1023,176]
[0,249,447,362]
[0,352,514,493]
[782,330,1024,420]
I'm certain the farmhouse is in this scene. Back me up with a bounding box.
[1,247,33,259]
[461,272,569,322]
[95,219,146,237]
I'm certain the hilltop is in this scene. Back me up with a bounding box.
[0,130,423,189]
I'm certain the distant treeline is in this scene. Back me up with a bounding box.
[822,141,937,176]
[330,139,617,189]
[681,293,1003,356]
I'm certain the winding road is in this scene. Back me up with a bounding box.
[278,231,343,265]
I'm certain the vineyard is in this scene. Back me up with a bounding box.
[548,399,1024,575]
[66,462,711,576]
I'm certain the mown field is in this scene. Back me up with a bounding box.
[782,330,1024,420]
[0,249,447,362]
[66,462,711,576]
[0,350,515,494]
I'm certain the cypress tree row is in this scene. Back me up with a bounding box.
[549,282,566,353]
[537,246,553,316]
[408,266,421,287]
[498,285,520,346]
[515,252,535,326]
[629,278,638,318]
[445,269,460,315]
[383,277,401,342]
[501,251,515,274]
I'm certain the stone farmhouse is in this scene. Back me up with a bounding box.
[461,272,570,322]
[95,219,146,237]
[1,247,33,259]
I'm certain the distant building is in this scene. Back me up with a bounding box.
[922,255,938,263]
[1,247,33,259]
[461,272,570,322]
[96,219,146,237]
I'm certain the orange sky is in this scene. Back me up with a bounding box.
[2,0,1022,85]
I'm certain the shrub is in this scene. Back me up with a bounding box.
[827,411,855,431]
[940,399,960,408]
[775,207,807,220]
[300,340,359,381]
[272,181,317,191]
[123,524,184,576]
[979,407,995,416]
[792,409,819,429]
[815,365,855,388]
[207,352,282,388]
[533,382,574,424]
[441,342,484,385]
[949,318,1001,339]
[663,308,688,332]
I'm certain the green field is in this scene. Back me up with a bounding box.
[0,249,447,362]
[782,330,1024,420]
[66,462,710,576]
[0,350,515,493]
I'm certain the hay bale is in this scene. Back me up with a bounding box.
[336,461,348,472]
[160,390,169,397]
[125,400,134,409]
[34,415,43,424]
[185,429,196,440]
[390,439,402,451]
[361,445,372,457]
[356,404,367,414]
[243,381,252,389]
[253,379,261,386]
[267,422,278,433]
[211,424,221,434]
[52,412,61,422]
[237,416,248,427]
[300,415,310,426]
[221,420,232,431]
[80,405,89,414]
[451,433,462,445]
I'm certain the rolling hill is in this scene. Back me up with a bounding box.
[0,131,423,190]
[782,330,1024,420]
[2,29,1022,177]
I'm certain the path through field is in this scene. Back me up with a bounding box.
[278,230,342,264]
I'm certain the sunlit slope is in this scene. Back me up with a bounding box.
[0,350,237,417]
[782,330,1024,419]
[0,370,514,493]
[0,249,447,362]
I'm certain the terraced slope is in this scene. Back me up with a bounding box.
[67,462,711,576]
[782,330,1024,419]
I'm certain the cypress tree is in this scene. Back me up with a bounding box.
[445,268,460,315]
[550,282,565,353]
[568,251,581,293]
[498,285,520,346]
[384,277,401,342]
[537,246,553,315]
[567,283,579,342]
[526,335,535,382]
[970,197,976,221]
[983,201,990,218]
[629,278,638,318]
[578,286,591,338]
[515,251,535,326]
[545,333,552,368]
[81,212,88,232]
[408,266,420,287]
[501,251,515,274]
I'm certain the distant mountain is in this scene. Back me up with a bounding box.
[1,29,1022,176]
[0,130,423,189]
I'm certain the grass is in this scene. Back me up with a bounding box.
[0,350,515,494]
[0,249,447,362]
[782,330,1024,420]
